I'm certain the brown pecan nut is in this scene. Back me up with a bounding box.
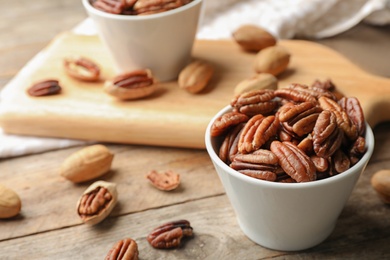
[77,181,118,225]
[312,110,343,158]
[178,60,214,94]
[234,73,278,96]
[232,25,277,52]
[146,170,180,191]
[63,56,100,82]
[338,97,366,136]
[348,136,366,165]
[231,89,278,116]
[371,170,390,204]
[311,79,336,91]
[270,141,316,182]
[105,238,139,260]
[253,45,290,76]
[274,88,317,104]
[134,0,190,15]
[310,155,329,173]
[330,149,350,175]
[286,83,337,101]
[318,96,358,140]
[219,123,244,164]
[210,111,249,137]
[238,114,279,154]
[230,149,279,181]
[147,220,193,249]
[104,69,157,100]
[27,79,61,97]
[278,101,322,137]
[92,0,126,14]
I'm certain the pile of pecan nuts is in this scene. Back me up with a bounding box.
[211,80,367,183]
[91,0,193,15]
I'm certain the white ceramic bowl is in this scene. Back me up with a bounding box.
[205,105,374,251]
[82,0,203,81]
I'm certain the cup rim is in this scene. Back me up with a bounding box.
[82,0,203,20]
[205,105,375,189]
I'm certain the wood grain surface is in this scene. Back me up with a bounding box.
[2,32,390,149]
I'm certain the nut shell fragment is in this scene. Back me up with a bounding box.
[60,144,114,183]
[77,181,118,225]
[146,170,180,191]
[178,60,214,94]
[0,184,22,219]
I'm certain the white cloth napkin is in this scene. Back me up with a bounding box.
[1,0,389,158]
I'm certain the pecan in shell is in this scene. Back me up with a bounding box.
[63,56,100,82]
[104,69,157,100]
[147,220,193,249]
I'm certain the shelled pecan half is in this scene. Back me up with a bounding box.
[63,56,100,82]
[210,111,249,137]
[231,89,278,116]
[147,220,193,249]
[270,141,316,182]
[27,79,61,97]
[105,238,139,260]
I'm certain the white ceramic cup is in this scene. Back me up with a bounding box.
[205,105,375,251]
[82,0,203,82]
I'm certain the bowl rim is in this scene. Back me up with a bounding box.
[82,0,203,21]
[205,105,375,189]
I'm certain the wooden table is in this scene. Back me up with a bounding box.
[1,1,390,259]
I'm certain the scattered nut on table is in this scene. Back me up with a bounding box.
[0,183,22,219]
[234,73,278,95]
[77,180,118,225]
[253,45,291,76]
[104,69,157,100]
[371,170,390,204]
[27,79,62,97]
[178,60,214,94]
[146,170,180,191]
[63,55,100,82]
[232,24,277,52]
[147,220,193,249]
[105,238,139,260]
[60,144,114,183]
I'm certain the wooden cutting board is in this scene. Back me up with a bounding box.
[1,32,390,149]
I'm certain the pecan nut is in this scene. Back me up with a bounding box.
[104,69,157,100]
[270,141,316,182]
[234,73,278,96]
[232,25,277,52]
[134,0,191,15]
[318,96,358,140]
[219,123,244,164]
[27,79,61,97]
[230,149,279,181]
[77,181,118,225]
[105,238,139,260]
[146,170,180,191]
[338,97,366,136]
[147,220,193,249]
[92,0,126,14]
[210,111,249,137]
[63,56,100,82]
[238,114,279,153]
[178,60,214,94]
[231,89,278,116]
[312,110,343,158]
